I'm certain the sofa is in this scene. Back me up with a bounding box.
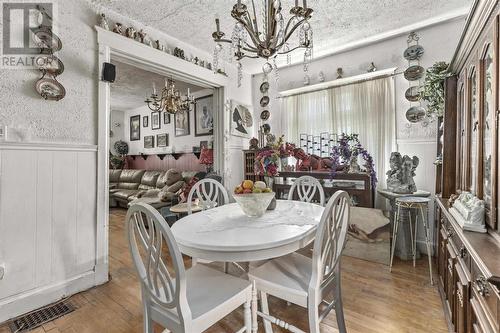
[109,168,197,209]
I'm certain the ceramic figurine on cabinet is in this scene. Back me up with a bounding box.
[98,13,109,30]
[137,29,147,44]
[337,67,344,79]
[125,27,137,39]
[449,192,486,233]
[112,22,124,35]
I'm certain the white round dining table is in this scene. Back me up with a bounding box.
[171,200,324,262]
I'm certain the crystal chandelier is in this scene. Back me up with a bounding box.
[212,0,313,85]
[144,78,194,114]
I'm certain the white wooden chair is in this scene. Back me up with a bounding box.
[187,178,229,215]
[249,191,350,333]
[186,178,233,270]
[126,203,253,333]
[288,175,326,206]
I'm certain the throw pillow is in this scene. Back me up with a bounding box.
[179,176,199,203]
[165,169,182,186]
[167,180,185,194]
[158,191,176,203]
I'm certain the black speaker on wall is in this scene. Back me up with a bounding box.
[102,62,116,83]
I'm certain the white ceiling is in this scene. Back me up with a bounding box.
[95,0,472,73]
[110,60,206,112]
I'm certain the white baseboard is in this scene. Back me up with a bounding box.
[0,271,97,323]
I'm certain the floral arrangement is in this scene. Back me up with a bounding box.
[274,135,296,158]
[421,61,450,118]
[331,134,377,186]
[254,149,280,177]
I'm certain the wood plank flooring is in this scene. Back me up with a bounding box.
[0,208,448,333]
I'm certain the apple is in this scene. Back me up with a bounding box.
[243,188,253,194]
[234,186,244,194]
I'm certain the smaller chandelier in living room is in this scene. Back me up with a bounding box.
[212,0,313,85]
[144,78,194,114]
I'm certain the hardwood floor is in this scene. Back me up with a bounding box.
[0,208,448,333]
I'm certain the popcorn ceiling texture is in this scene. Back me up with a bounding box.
[91,0,472,72]
[0,0,98,144]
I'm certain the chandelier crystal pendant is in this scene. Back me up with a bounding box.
[212,0,313,85]
[144,78,194,114]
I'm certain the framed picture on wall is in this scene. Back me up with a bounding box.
[174,110,190,137]
[230,100,253,138]
[143,116,149,127]
[151,112,161,130]
[194,95,213,136]
[157,133,168,147]
[130,115,140,141]
[163,113,171,124]
[144,135,154,149]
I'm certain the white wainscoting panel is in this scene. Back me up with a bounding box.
[0,145,98,322]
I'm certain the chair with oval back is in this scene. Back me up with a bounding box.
[187,178,229,215]
[186,178,233,270]
[248,191,350,333]
[288,175,326,206]
[126,202,253,333]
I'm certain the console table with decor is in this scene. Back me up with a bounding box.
[273,171,374,208]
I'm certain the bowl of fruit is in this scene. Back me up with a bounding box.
[233,180,275,217]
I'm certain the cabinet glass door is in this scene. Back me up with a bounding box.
[458,83,466,190]
[469,69,479,195]
[482,44,494,225]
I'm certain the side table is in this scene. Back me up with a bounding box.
[378,189,431,261]
[170,202,202,217]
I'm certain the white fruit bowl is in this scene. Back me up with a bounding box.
[233,192,276,217]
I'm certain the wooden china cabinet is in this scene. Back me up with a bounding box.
[436,1,500,332]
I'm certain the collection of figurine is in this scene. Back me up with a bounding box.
[98,13,226,76]
[386,152,419,194]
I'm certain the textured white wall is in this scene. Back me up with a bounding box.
[0,0,98,144]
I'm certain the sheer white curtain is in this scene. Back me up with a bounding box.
[281,76,396,207]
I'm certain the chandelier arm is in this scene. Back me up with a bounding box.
[242,41,258,52]
[250,0,259,37]
[277,44,306,55]
[237,17,262,50]
[215,38,233,44]
[281,18,307,45]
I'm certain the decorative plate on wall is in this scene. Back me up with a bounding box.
[32,27,62,53]
[405,86,421,102]
[403,45,424,61]
[36,55,64,76]
[260,110,270,121]
[35,77,66,101]
[260,81,269,93]
[404,65,425,81]
[262,123,271,134]
[405,106,427,123]
[260,96,270,107]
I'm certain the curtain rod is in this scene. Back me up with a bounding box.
[277,67,402,98]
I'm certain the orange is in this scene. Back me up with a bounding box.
[242,180,254,190]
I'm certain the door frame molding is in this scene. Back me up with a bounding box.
[95,26,228,283]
